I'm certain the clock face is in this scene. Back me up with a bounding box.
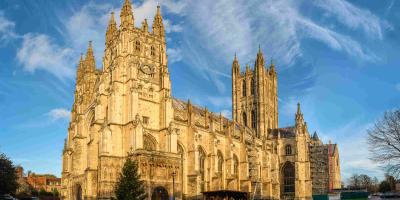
[140,64,154,75]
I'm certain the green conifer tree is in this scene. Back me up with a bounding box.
[0,153,18,195]
[114,158,147,200]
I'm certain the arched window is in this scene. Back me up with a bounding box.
[198,147,206,192]
[143,135,155,151]
[251,110,257,130]
[242,112,247,127]
[135,41,141,51]
[285,145,292,155]
[217,151,223,173]
[242,79,246,97]
[233,154,239,175]
[251,78,255,95]
[283,162,295,193]
[150,46,155,56]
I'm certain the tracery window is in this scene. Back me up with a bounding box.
[150,46,155,56]
[135,41,141,51]
[251,78,255,95]
[242,112,247,127]
[217,151,223,173]
[242,79,246,97]
[199,147,206,192]
[143,135,155,151]
[233,154,239,175]
[283,162,295,193]
[251,110,257,130]
[285,145,292,155]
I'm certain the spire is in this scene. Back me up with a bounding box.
[85,41,95,71]
[152,5,165,37]
[255,45,265,67]
[245,64,250,74]
[312,131,319,141]
[76,54,84,84]
[232,53,240,74]
[120,0,134,30]
[295,102,305,127]
[106,12,117,45]
[297,102,301,115]
[142,18,149,32]
[270,58,276,73]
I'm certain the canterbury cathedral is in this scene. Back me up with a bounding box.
[61,0,341,199]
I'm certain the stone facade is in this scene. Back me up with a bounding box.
[61,1,341,199]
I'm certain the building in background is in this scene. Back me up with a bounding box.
[61,0,341,199]
[310,135,341,195]
[15,166,61,194]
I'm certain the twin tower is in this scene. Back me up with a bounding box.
[231,48,278,138]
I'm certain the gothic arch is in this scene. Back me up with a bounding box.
[242,112,247,127]
[198,146,207,192]
[217,150,224,173]
[143,134,157,151]
[281,162,295,193]
[232,154,239,175]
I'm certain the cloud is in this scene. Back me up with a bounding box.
[17,34,75,79]
[207,96,232,108]
[313,0,389,39]
[325,119,384,181]
[396,83,400,91]
[167,48,183,63]
[175,0,387,94]
[0,11,18,45]
[220,109,232,119]
[47,108,70,121]
[164,19,183,33]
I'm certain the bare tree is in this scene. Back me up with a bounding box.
[368,110,400,177]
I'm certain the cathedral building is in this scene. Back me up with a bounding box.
[61,0,341,199]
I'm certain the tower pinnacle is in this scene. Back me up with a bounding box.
[255,46,264,68]
[152,4,165,37]
[106,12,117,45]
[120,0,134,30]
[85,41,95,71]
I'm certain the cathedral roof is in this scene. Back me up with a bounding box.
[172,98,232,126]
[270,126,296,138]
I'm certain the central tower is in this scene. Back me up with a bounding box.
[231,48,278,138]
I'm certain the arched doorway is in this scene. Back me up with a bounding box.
[282,162,295,194]
[151,186,169,200]
[75,184,82,200]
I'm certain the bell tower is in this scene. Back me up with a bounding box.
[231,47,278,138]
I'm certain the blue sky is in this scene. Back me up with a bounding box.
[0,0,399,183]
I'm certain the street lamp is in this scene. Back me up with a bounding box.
[171,171,177,200]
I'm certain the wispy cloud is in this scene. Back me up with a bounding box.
[47,108,70,121]
[314,0,390,39]
[17,34,75,80]
[176,0,387,94]
[0,11,18,45]
[167,48,183,63]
